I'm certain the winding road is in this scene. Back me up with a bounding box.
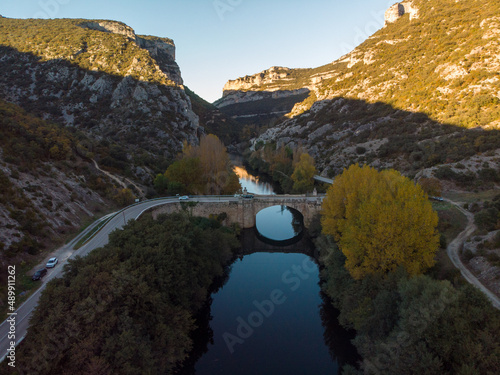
[444,198,500,310]
[1,194,499,363]
[0,195,323,362]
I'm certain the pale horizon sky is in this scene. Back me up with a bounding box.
[1,0,393,102]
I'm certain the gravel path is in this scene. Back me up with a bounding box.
[444,198,500,310]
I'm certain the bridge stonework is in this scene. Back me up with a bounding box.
[150,197,324,229]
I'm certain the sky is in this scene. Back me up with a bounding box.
[1,0,394,102]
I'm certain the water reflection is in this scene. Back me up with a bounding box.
[256,205,303,241]
[233,165,275,195]
[180,161,358,374]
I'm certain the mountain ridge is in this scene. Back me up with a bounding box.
[0,17,201,182]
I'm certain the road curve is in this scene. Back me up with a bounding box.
[0,195,323,362]
[0,197,179,362]
[444,198,500,310]
[4,194,497,363]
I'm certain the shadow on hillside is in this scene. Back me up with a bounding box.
[0,45,203,172]
[287,95,500,187]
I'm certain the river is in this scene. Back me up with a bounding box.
[186,162,357,374]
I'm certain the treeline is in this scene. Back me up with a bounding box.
[12,213,240,375]
[245,142,318,193]
[154,134,240,195]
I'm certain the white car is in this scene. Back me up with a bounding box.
[179,195,189,200]
[46,257,58,268]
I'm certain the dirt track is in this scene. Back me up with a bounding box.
[444,198,500,310]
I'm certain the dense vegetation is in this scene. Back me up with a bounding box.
[246,143,319,194]
[12,213,239,375]
[154,134,241,195]
[322,165,439,279]
[0,18,175,86]
[318,164,499,374]
[318,237,500,375]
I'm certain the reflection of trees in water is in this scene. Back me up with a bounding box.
[287,206,304,236]
[319,291,360,370]
[177,266,233,375]
[182,232,357,373]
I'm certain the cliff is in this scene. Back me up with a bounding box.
[245,0,500,186]
[0,17,200,181]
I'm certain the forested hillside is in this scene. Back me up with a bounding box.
[12,213,239,375]
[0,99,137,313]
[0,17,201,183]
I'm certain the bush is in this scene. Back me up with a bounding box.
[474,208,499,232]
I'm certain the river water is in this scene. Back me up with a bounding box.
[189,162,357,374]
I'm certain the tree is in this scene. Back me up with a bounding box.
[168,135,241,195]
[153,173,169,194]
[321,164,439,280]
[113,188,135,207]
[291,153,317,193]
[418,177,442,197]
[165,157,204,194]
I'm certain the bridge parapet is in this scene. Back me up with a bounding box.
[150,196,323,229]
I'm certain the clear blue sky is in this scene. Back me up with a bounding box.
[1,0,393,102]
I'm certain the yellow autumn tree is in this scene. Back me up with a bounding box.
[321,164,439,280]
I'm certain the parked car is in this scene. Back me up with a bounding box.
[242,194,254,199]
[32,268,47,281]
[46,257,58,268]
[179,195,189,200]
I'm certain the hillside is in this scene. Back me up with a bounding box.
[0,99,134,309]
[0,17,201,182]
[217,0,500,129]
[219,0,500,182]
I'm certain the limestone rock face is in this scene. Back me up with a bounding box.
[81,21,182,85]
[81,20,137,40]
[0,17,201,170]
[222,67,293,92]
[384,1,419,26]
[385,3,405,25]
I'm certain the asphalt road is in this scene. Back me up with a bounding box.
[0,195,324,362]
[6,194,496,363]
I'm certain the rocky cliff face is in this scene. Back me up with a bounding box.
[0,18,200,180]
[244,0,500,185]
[384,2,419,26]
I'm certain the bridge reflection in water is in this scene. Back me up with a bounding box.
[238,228,317,258]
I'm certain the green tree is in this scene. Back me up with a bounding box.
[291,153,317,193]
[113,188,135,207]
[153,173,169,194]
[165,157,204,194]
[322,164,439,279]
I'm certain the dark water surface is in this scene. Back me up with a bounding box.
[188,163,357,374]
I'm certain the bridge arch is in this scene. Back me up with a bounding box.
[255,205,304,243]
[150,196,324,230]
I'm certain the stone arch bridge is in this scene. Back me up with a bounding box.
[150,195,324,229]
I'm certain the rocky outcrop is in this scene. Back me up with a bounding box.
[80,21,182,85]
[80,20,137,40]
[384,1,419,26]
[223,67,295,92]
[0,18,201,178]
[214,88,309,109]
